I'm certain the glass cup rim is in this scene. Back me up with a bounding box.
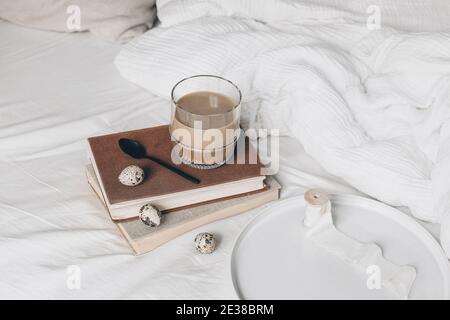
[171,75,242,117]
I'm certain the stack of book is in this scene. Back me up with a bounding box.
[86,125,280,255]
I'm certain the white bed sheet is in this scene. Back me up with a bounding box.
[0,20,441,299]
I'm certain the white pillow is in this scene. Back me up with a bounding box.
[156,0,450,32]
[0,0,156,43]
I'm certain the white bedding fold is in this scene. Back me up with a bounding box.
[115,0,450,256]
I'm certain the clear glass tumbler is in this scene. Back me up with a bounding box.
[169,75,242,169]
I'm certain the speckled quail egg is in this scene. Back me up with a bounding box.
[139,204,162,227]
[194,232,216,254]
[118,165,145,186]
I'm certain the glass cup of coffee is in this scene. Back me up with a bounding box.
[169,75,242,169]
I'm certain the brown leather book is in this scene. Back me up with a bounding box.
[87,125,265,220]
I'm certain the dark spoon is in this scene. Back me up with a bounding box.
[118,138,200,184]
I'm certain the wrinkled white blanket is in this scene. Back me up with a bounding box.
[115,0,450,257]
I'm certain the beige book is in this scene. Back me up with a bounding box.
[86,165,280,255]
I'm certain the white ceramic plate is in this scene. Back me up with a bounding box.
[231,194,450,300]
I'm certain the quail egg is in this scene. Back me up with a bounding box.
[139,203,162,227]
[194,232,216,254]
[118,165,145,186]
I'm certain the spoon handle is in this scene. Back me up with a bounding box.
[147,155,200,184]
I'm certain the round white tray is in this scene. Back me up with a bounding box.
[231,194,450,300]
